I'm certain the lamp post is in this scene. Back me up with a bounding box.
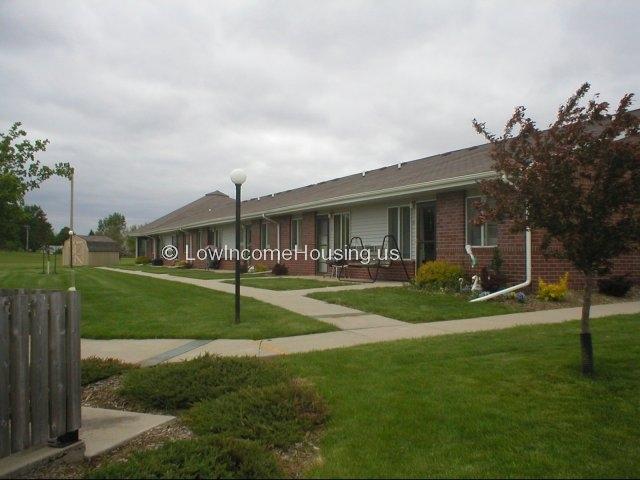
[68,229,74,269]
[230,168,247,324]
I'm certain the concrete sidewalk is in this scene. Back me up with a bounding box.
[81,299,640,363]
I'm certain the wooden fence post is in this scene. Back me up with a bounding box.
[0,297,10,458]
[9,294,30,453]
[48,291,67,441]
[30,294,50,445]
[65,290,81,440]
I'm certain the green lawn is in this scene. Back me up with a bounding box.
[309,286,521,323]
[0,251,335,339]
[281,314,640,478]
[222,277,353,291]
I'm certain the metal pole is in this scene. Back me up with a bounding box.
[69,170,74,270]
[235,183,241,324]
[24,225,30,251]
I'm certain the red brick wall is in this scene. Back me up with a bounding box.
[434,190,640,289]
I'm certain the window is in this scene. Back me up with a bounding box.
[388,206,411,258]
[291,218,302,250]
[333,213,350,249]
[138,238,147,256]
[208,227,220,247]
[260,222,270,249]
[243,225,252,249]
[466,196,498,246]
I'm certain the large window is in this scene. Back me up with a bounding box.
[466,196,498,246]
[243,225,252,249]
[138,238,147,256]
[260,222,270,249]
[291,217,302,250]
[333,213,350,249]
[208,227,219,248]
[388,206,411,258]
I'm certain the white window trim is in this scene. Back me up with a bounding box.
[261,222,270,249]
[291,217,302,249]
[332,212,350,249]
[465,195,498,247]
[387,205,411,259]
[242,224,251,249]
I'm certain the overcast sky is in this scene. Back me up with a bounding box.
[1,0,638,235]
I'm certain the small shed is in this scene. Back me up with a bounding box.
[62,235,120,267]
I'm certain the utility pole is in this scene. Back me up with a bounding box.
[69,168,75,270]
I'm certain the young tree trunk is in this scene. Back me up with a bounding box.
[580,272,595,375]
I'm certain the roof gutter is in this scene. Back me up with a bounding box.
[133,170,497,236]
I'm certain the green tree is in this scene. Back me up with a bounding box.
[53,226,70,246]
[96,212,127,252]
[0,122,72,249]
[23,205,54,250]
[473,83,640,375]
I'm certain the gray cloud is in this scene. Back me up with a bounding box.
[1,0,638,234]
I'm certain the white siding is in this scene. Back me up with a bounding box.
[350,203,390,249]
[221,223,236,248]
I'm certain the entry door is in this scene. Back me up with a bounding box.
[316,215,330,273]
[417,201,436,265]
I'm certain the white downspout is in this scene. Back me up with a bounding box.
[470,227,531,302]
[262,214,280,250]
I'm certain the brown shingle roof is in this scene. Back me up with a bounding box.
[135,142,495,235]
[138,107,640,236]
[78,235,120,252]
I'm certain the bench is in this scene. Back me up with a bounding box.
[334,235,410,283]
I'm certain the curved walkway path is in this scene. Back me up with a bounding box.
[82,267,640,365]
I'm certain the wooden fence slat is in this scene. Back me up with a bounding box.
[9,294,30,453]
[48,291,67,438]
[0,297,11,458]
[29,294,50,446]
[65,291,81,432]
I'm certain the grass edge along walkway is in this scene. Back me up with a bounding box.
[121,300,640,363]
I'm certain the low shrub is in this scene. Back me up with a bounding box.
[119,355,289,411]
[480,266,507,293]
[174,260,193,269]
[598,275,633,297]
[81,357,135,386]
[254,263,269,273]
[537,272,569,301]
[89,436,281,479]
[184,381,327,449]
[151,257,163,266]
[135,256,151,265]
[415,260,463,291]
[271,263,288,276]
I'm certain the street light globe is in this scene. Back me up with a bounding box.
[68,230,74,236]
[230,168,247,185]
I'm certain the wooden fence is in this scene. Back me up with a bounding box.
[0,289,81,459]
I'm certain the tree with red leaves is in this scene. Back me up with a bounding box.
[473,83,640,375]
